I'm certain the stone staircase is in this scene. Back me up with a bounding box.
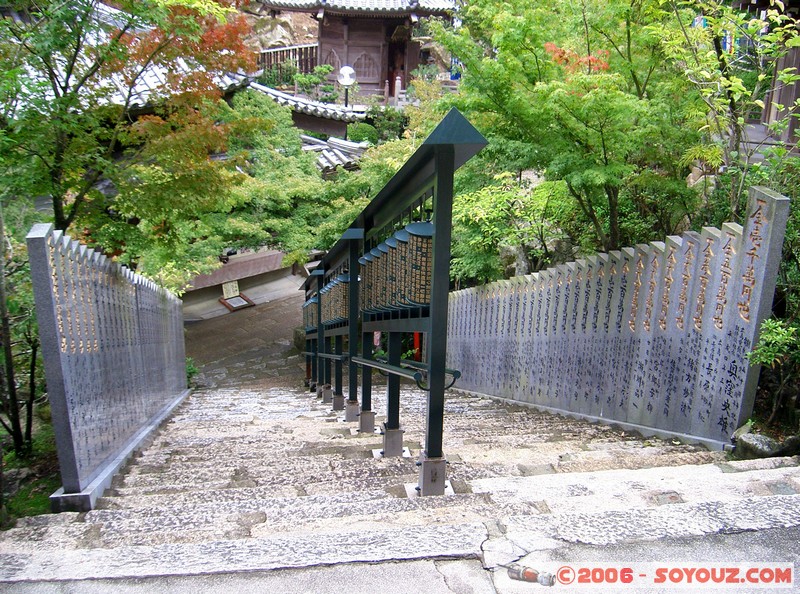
[2,376,799,585]
[1,297,799,588]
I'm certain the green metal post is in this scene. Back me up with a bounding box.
[324,336,332,386]
[361,331,372,411]
[334,335,343,395]
[348,238,360,404]
[314,270,325,389]
[425,144,455,459]
[386,331,401,430]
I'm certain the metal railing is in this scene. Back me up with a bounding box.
[302,108,487,495]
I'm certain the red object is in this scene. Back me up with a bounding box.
[414,332,421,361]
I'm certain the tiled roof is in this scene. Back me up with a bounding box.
[116,66,248,111]
[189,249,286,290]
[4,4,249,114]
[249,82,367,123]
[258,0,455,14]
[301,135,370,173]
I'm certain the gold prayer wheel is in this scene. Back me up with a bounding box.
[370,247,387,310]
[405,221,434,306]
[336,274,349,321]
[385,237,398,308]
[320,282,332,324]
[393,228,410,307]
[305,296,318,329]
[377,243,391,309]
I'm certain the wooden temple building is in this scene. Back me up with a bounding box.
[255,0,456,96]
[732,0,800,145]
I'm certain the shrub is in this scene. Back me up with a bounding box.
[347,123,378,144]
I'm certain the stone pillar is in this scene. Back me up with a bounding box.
[716,188,789,437]
[332,392,345,410]
[359,410,376,434]
[417,453,447,496]
[345,399,359,422]
[381,424,404,457]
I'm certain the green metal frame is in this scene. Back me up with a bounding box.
[302,108,486,466]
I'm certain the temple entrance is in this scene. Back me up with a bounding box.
[388,41,406,96]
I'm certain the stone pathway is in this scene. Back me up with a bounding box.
[1,295,800,592]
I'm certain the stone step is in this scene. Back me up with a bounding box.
[89,461,800,549]
[472,456,800,516]
[481,492,800,570]
[5,492,800,583]
[85,493,499,549]
[106,468,423,499]
[97,486,393,511]
[0,521,488,582]
[506,492,800,550]
[111,447,722,501]
[3,488,499,551]
[110,446,418,496]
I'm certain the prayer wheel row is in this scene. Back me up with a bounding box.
[302,296,318,331]
[320,274,350,324]
[359,222,433,313]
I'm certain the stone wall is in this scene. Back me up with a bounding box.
[447,187,790,449]
[27,224,187,507]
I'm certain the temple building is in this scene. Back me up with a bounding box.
[254,0,455,95]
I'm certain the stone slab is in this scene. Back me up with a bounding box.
[0,522,487,582]
[372,447,411,459]
[404,480,455,499]
[0,559,496,594]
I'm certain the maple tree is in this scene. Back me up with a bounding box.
[432,0,700,254]
[0,0,254,455]
[0,0,254,232]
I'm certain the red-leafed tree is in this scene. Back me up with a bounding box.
[0,1,255,457]
[0,0,254,232]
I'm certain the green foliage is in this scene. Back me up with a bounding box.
[75,89,324,290]
[365,106,407,142]
[748,318,800,427]
[2,421,55,470]
[652,0,800,219]
[406,63,441,100]
[257,61,298,88]
[622,170,700,241]
[748,319,799,370]
[2,420,58,527]
[451,177,576,286]
[186,357,199,384]
[0,195,45,456]
[347,123,379,145]
[294,64,338,103]
[433,0,701,253]
[5,474,61,522]
[0,0,254,232]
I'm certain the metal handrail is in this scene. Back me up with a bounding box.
[352,356,460,391]
[317,352,349,362]
[351,356,424,386]
[399,358,461,379]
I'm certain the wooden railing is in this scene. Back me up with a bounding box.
[257,43,318,76]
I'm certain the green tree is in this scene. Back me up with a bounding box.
[0,0,254,232]
[0,0,253,454]
[451,178,577,286]
[294,64,338,103]
[433,0,699,253]
[655,0,800,219]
